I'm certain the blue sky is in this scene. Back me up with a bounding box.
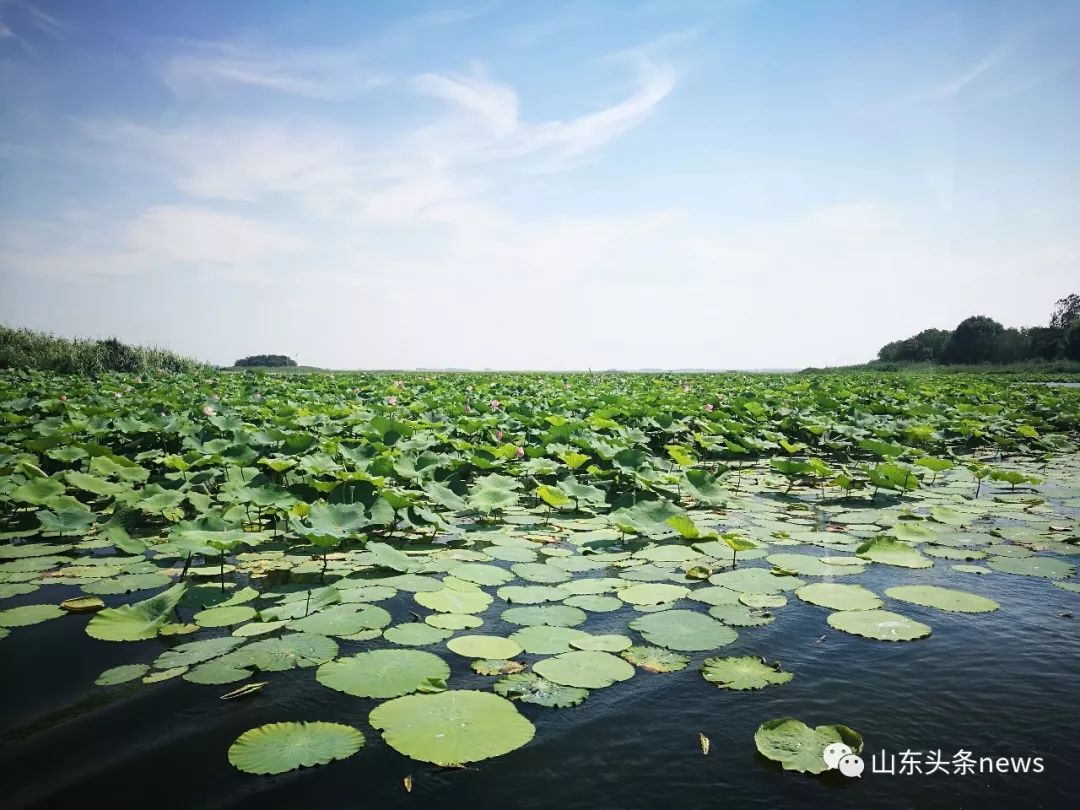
[1,0,1077,369]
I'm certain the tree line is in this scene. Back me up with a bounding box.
[877,294,1080,364]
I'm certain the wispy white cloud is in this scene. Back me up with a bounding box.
[413,64,519,136]
[160,39,390,100]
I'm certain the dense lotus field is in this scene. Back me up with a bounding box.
[1,369,1079,785]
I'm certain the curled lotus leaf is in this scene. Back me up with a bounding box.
[855,538,932,569]
[754,717,863,774]
[86,583,187,641]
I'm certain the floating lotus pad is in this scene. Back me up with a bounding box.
[229,633,338,670]
[0,603,66,627]
[449,563,515,587]
[317,649,450,698]
[562,595,622,612]
[827,609,931,641]
[228,721,365,775]
[511,562,570,583]
[95,663,150,685]
[685,586,741,606]
[287,605,391,636]
[987,556,1075,579]
[496,585,567,604]
[155,636,245,669]
[509,625,591,654]
[754,717,863,774]
[856,537,932,569]
[795,583,883,612]
[493,672,588,708]
[629,609,737,651]
[194,605,258,628]
[708,568,805,594]
[426,613,483,630]
[701,656,793,690]
[383,623,454,646]
[369,690,535,766]
[619,645,690,672]
[739,592,786,609]
[60,595,104,613]
[501,605,586,627]
[447,634,523,659]
[569,634,632,652]
[708,604,775,626]
[533,650,635,688]
[617,582,690,606]
[766,554,863,577]
[415,588,493,613]
[885,585,999,613]
[471,659,526,676]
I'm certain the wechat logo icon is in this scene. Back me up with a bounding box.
[823,743,864,778]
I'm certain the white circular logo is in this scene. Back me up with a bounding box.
[838,754,865,778]
[823,743,853,770]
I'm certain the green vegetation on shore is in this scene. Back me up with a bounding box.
[0,325,206,375]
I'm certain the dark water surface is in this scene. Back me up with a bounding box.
[2,546,1077,810]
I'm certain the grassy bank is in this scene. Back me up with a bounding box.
[0,325,208,375]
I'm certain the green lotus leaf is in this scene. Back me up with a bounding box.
[383,623,454,646]
[987,556,1075,579]
[449,562,514,587]
[86,582,187,641]
[629,609,738,651]
[230,633,338,671]
[493,672,588,708]
[415,587,492,614]
[619,645,690,672]
[184,658,254,685]
[317,649,450,698]
[707,604,775,626]
[701,655,793,690]
[155,636,245,668]
[708,568,806,593]
[426,612,483,630]
[369,690,535,766]
[563,594,622,612]
[287,605,391,636]
[569,634,632,652]
[501,605,586,627]
[754,717,863,774]
[827,609,931,641]
[497,585,566,604]
[194,605,258,628]
[509,625,591,654]
[856,537,932,569]
[471,659,526,676]
[795,583,883,611]
[95,663,150,685]
[533,650,635,688]
[617,582,690,606]
[229,721,365,775]
[885,585,999,613]
[446,634,523,659]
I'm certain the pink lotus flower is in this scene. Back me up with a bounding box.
[203,405,215,416]
[465,404,473,413]
[387,396,398,406]
[211,393,220,401]
[489,399,500,411]
[515,446,525,458]
[124,385,132,392]
[495,430,504,440]
[394,380,404,388]
[564,383,571,389]
[352,388,360,395]
[683,385,691,393]
[59,395,67,402]
[704,403,714,412]
[253,392,262,399]
[466,385,473,392]
[113,392,122,398]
